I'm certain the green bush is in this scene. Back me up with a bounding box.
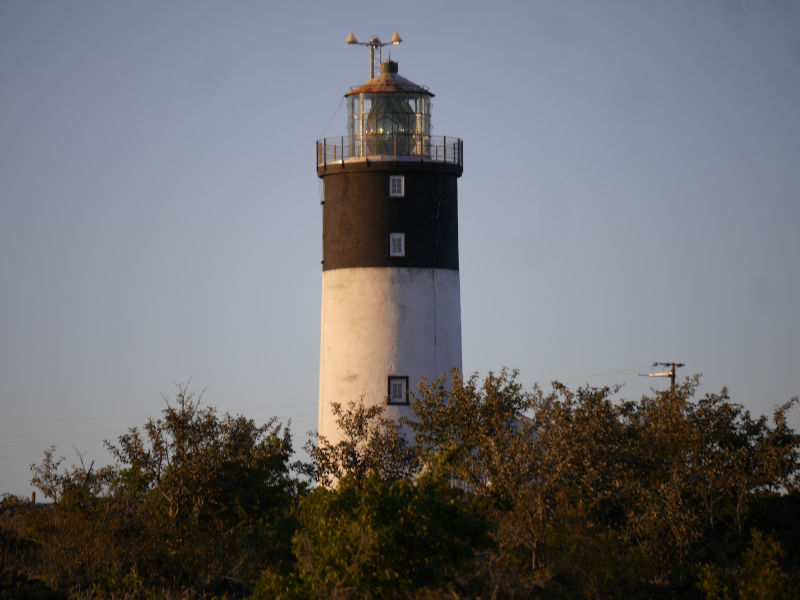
[0,562,67,600]
[254,454,493,599]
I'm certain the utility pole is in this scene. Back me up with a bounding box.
[639,362,685,391]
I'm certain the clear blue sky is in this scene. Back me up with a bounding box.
[2,0,799,496]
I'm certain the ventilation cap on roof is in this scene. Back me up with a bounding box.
[380,60,399,74]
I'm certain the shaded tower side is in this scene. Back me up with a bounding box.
[318,160,462,445]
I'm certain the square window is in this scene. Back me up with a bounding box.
[390,175,405,197]
[388,376,409,404]
[389,233,405,257]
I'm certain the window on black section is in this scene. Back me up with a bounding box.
[390,175,404,197]
[389,233,405,257]
[388,376,409,404]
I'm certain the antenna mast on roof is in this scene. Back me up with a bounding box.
[346,32,402,79]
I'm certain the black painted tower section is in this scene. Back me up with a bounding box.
[319,161,462,272]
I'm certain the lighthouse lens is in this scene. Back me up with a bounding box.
[348,92,430,157]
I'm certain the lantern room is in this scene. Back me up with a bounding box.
[316,60,461,170]
[345,60,433,158]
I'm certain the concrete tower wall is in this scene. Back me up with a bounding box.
[319,267,461,444]
[318,161,462,444]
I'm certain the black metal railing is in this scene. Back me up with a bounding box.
[317,134,462,169]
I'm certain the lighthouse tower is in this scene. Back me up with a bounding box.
[316,59,463,444]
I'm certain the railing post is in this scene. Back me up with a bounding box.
[323,138,327,171]
[341,136,344,167]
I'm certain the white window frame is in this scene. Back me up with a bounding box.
[389,233,405,257]
[389,175,405,197]
[388,376,409,405]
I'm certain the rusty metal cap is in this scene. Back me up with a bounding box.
[344,67,433,97]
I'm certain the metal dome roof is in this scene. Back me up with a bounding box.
[344,63,434,98]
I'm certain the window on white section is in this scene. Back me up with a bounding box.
[389,233,405,257]
[389,175,404,197]
[388,376,409,404]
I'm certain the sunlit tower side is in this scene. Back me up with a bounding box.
[316,41,464,446]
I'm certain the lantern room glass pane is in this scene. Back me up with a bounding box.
[346,92,432,157]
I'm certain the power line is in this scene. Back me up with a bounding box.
[1,403,318,425]
[0,452,110,461]
[2,428,130,438]
[0,439,116,449]
[0,415,319,449]
[524,367,639,388]
[1,413,316,437]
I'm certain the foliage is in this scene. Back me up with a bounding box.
[253,453,494,599]
[107,386,295,526]
[29,449,116,506]
[697,530,798,600]
[297,399,418,488]
[405,369,537,497]
[407,369,800,598]
[2,373,799,599]
[0,560,67,600]
[0,384,297,598]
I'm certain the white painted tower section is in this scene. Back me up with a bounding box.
[319,267,462,444]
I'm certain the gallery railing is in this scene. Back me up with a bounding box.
[317,134,462,169]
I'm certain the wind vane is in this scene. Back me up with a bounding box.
[346,32,403,79]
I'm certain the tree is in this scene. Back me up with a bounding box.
[0,559,67,600]
[697,530,798,600]
[254,453,494,600]
[107,384,295,527]
[2,384,298,598]
[104,383,297,594]
[405,369,554,593]
[405,369,538,498]
[29,447,115,506]
[297,399,418,488]
[4,373,798,599]
[407,369,800,598]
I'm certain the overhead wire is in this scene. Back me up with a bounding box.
[0,427,318,449]
[319,96,346,140]
[0,420,320,462]
[317,69,369,147]
[0,412,319,451]
[524,367,640,389]
[2,428,132,438]
[0,411,316,438]
[1,402,318,425]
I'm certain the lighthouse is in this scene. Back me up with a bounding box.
[316,58,463,444]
